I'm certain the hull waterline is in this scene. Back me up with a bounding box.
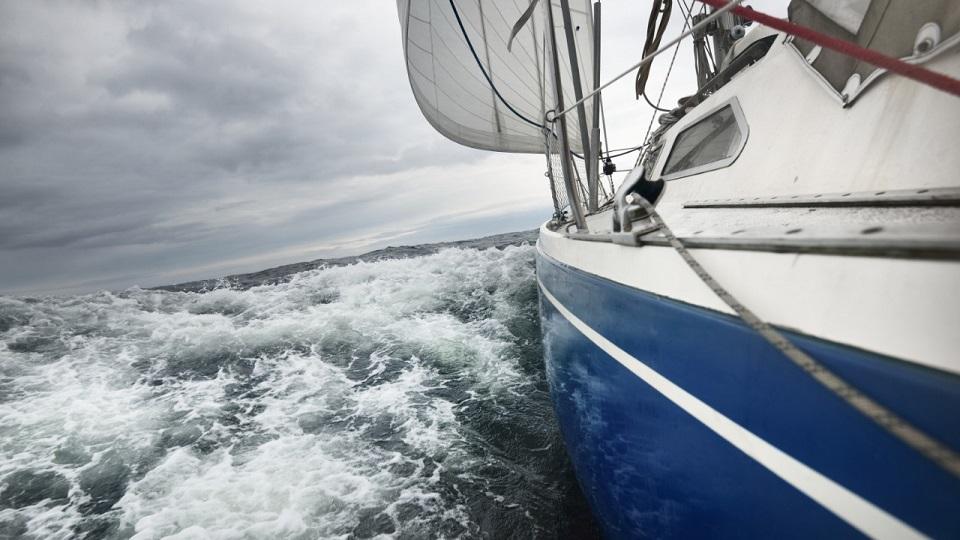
[536,247,960,539]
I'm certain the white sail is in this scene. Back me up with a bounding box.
[397,0,595,154]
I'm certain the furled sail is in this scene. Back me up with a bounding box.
[397,0,595,154]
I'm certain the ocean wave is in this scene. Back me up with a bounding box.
[0,243,594,539]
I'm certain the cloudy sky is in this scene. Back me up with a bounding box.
[0,1,786,295]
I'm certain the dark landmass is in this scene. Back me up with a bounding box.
[153,229,539,293]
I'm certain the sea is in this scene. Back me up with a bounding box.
[0,231,600,539]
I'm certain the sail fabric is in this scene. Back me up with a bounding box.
[789,0,960,96]
[805,0,870,35]
[397,0,595,154]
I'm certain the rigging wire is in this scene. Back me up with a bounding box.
[553,0,743,121]
[640,0,696,155]
[571,16,594,143]
[447,0,545,130]
[570,146,643,160]
[686,0,718,75]
[599,94,611,160]
[563,0,741,170]
[598,95,620,191]
[598,95,618,191]
[605,145,646,159]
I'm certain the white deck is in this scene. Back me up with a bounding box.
[540,32,960,376]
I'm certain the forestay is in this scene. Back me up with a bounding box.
[397,0,595,154]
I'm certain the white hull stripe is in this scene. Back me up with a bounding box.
[538,279,926,540]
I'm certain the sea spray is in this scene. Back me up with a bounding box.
[0,238,597,539]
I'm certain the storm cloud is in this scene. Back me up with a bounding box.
[0,1,787,294]
[0,1,550,293]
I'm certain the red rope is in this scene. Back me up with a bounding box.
[695,0,960,99]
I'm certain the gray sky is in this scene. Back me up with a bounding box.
[0,1,786,295]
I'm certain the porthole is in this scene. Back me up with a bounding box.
[657,98,749,180]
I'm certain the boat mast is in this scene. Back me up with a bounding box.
[710,8,744,67]
[692,3,745,84]
[546,1,587,229]
[690,11,716,87]
[588,1,602,212]
[558,0,594,212]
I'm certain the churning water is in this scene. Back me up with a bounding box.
[0,233,598,539]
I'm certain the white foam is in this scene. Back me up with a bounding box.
[0,245,542,537]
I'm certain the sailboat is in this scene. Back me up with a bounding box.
[395,0,960,537]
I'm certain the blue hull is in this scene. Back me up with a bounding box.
[536,249,960,539]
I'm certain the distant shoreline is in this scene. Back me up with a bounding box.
[152,229,539,293]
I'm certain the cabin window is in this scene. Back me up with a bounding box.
[660,99,747,179]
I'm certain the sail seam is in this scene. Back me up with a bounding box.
[447,0,546,130]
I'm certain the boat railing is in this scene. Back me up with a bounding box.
[544,129,615,224]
